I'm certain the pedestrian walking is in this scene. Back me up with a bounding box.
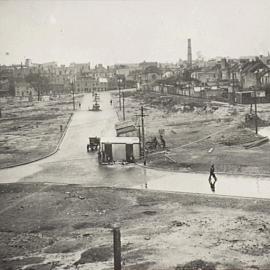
[79,102,81,109]
[209,164,217,181]
[208,164,217,192]
[110,99,112,105]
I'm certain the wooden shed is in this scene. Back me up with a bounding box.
[99,137,140,164]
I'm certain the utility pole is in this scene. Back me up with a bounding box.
[254,89,258,134]
[72,81,75,111]
[137,123,141,156]
[118,80,121,111]
[37,83,41,101]
[135,106,148,165]
[122,92,125,120]
[232,72,235,105]
[141,106,146,165]
[254,72,261,135]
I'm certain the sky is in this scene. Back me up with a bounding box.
[0,0,270,66]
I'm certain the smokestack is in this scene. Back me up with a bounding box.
[187,38,192,68]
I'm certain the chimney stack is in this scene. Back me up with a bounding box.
[187,39,192,68]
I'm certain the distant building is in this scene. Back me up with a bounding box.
[69,62,91,74]
[191,69,218,83]
[139,61,158,70]
[240,59,269,89]
[15,81,36,97]
[25,58,32,67]
[76,75,108,92]
[0,69,15,96]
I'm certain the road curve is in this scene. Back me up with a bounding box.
[1,92,270,200]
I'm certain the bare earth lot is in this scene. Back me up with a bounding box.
[1,92,270,270]
[0,95,82,169]
[1,183,270,270]
[115,91,270,175]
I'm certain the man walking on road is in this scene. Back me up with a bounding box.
[208,164,217,192]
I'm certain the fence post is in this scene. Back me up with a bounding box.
[113,226,121,270]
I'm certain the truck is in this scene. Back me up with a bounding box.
[87,137,100,152]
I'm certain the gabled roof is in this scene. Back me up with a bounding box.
[143,66,161,74]
[100,137,139,144]
[241,60,268,74]
[230,63,242,72]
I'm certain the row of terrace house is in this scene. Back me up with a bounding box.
[75,75,109,92]
[190,57,270,104]
[1,60,119,96]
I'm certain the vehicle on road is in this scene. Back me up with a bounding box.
[90,102,101,111]
[87,137,100,152]
[89,93,101,111]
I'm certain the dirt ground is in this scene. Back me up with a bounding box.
[0,183,270,270]
[0,94,83,169]
[113,91,270,175]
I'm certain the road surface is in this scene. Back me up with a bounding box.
[1,92,270,199]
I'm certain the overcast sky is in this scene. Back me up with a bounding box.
[0,0,270,66]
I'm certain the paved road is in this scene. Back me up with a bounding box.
[1,92,270,199]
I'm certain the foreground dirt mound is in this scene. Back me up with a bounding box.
[2,184,270,269]
[75,245,112,265]
[176,260,216,270]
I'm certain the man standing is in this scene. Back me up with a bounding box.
[160,135,166,149]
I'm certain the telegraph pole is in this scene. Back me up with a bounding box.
[254,73,261,135]
[140,106,149,165]
[118,80,121,111]
[232,72,235,105]
[72,81,75,111]
[122,92,125,120]
[137,123,141,155]
[135,106,148,165]
[141,106,146,165]
[254,89,258,134]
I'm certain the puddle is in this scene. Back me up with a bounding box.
[259,126,270,140]
[134,170,270,199]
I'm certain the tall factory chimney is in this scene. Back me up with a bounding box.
[187,38,192,68]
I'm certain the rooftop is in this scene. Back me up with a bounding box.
[100,137,139,144]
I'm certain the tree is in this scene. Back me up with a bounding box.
[25,73,49,101]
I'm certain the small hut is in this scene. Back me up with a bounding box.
[99,137,140,164]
